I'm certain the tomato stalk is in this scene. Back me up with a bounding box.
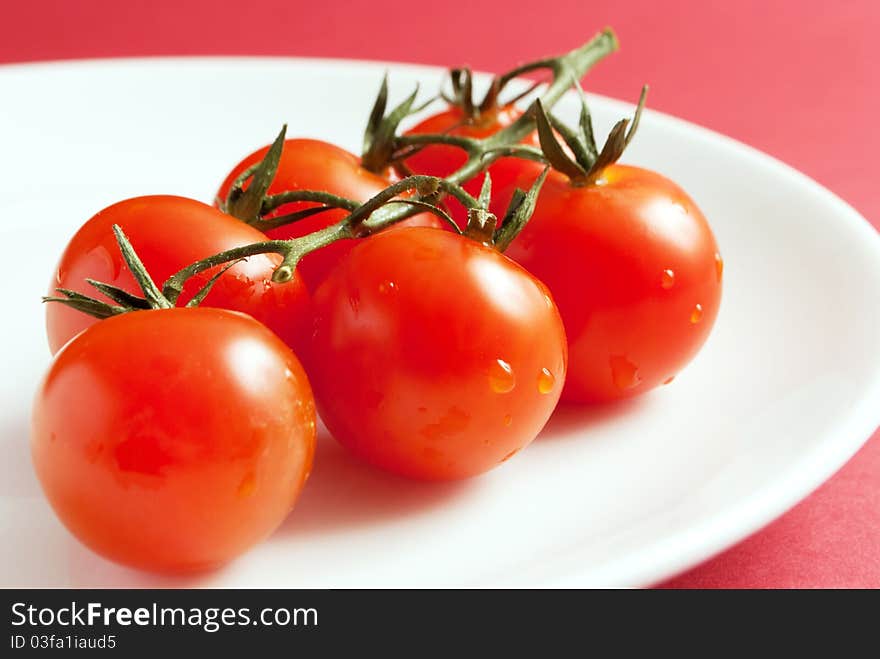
[60,28,618,303]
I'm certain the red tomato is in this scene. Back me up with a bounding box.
[216,138,444,291]
[46,195,310,356]
[309,227,567,481]
[502,163,723,402]
[32,308,316,573]
[403,104,539,227]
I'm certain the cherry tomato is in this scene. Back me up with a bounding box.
[502,163,723,402]
[46,195,310,356]
[31,307,316,573]
[402,104,539,227]
[216,138,444,291]
[309,227,567,481]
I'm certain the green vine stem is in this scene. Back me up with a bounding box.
[389,28,618,188]
[250,28,616,243]
[142,30,619,293]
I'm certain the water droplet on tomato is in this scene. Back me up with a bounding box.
[503,414,512,427]
[715,253,724,283]
[610,355,641,391]
[663,376,676,385]
[378,280,397,295]
[690,304,703,324]
[237,472,256,498]
[660,269,675,289]
[537,368,555,394]
[544,293,554,309]
[262,279,272,290]
[488,359,516,393]
[674,201,689,215]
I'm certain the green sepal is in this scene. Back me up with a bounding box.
[112,225,171,309]
[535,99,587,180]
[534,85,648,185]
[361,81,429,173]
[86,279,150,309]
[493,167,549,252]
[42,288,127,320]
[477,171,493,210]
[226,124,287,223]
[584,85,647,183]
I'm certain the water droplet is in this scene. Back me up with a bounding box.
[262,279,272,290]
[503,414,512,427]
[284,368,294,380]
[537,368,555,394]
[237,472,256,498]
[488,359,516,393]
[663,376,675,385]
[690,304,703,324]
[715,253,724,282]
[501,448,519,463]
[543,293,554,309]
[660,269,675,289]
[674,201,689,215]
[378,280,397,294]
[610,355,641,391]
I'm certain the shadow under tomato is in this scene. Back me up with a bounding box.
[0,415,41,498]
[278,429,477,536]
[538,396,650,440]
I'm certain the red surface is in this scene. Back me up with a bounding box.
[3,1,878,588]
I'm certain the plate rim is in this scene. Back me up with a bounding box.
[3,55,880,587]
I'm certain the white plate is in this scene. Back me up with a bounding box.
[1,58,878,588]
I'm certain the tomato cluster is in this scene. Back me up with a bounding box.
[31,31,722,573]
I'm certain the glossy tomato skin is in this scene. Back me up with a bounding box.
[503,164,723,402]
[46,195,311,356]
[216,138,443,291]
[32,308,316,573]
[309,227,567,481]
[403,105,539,227]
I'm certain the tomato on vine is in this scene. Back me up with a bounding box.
[35,229,316,572]
[501,90,723,402]
[400,67,542,228]
[46,194,311,356]
[216,119,444,291]
[307,175,566,481]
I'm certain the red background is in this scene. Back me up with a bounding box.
[2,1,878,587]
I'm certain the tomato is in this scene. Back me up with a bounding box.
[31,307,316,572]
[309,226,567,481]
[502,163,723,402]
[402,104,540,227]
[46,195,310,356]
[216,138,444,291]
